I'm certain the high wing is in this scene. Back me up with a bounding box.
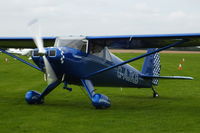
[0,37,56,48]
[86,33,200,48]
[0,33,200,49]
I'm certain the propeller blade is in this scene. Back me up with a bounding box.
[43,56,58,85]
[33,34,45,54]
[28,19,45,54]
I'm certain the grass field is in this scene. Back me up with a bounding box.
[0,52,200,133]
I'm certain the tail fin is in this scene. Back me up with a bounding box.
[142,48,161,85]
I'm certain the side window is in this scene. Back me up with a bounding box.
[32,50,39,57]
[90,44,104,54]
[48,49,56,57]
[90,44,112,62]
[80,40,88,53]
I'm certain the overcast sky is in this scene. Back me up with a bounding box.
[0,0,200,37]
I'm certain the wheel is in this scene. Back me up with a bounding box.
[92,94,111,109]
[153,92,159,98]
[25,90,44,104]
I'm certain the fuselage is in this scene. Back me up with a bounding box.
[32,46,152,88]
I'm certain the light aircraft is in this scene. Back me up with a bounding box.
[6,48,33,56]
[0,32,199,109]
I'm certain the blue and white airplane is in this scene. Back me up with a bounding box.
[0,33,199,109]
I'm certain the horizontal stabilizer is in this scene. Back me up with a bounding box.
[141,75,193,80]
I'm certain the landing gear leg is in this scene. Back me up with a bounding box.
[63,81,72,92]
[81,79,111,109]
[152,86,159,98]
[25,80,61,104]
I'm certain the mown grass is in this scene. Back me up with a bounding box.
[0,52,200,133]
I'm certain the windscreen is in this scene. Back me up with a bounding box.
[54,37,88,53]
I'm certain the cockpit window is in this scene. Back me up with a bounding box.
[90,45,112,61]
[32,50,39,57]
[55,37,88,53]
[49,49,56,57]
[80,40,88,53]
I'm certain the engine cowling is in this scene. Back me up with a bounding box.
[92,94,111,109]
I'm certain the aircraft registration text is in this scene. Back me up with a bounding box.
[117,66,139,84]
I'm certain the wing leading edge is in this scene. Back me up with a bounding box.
[1,33,200,49]
[0,37,56,48]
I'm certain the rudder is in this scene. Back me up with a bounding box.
[142,48,161,85]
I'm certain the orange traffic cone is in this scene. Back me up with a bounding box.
[178,64,182,70]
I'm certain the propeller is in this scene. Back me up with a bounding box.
[28,19,58,85]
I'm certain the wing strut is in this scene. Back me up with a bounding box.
[84,39,188,78]
[0,48,42,72]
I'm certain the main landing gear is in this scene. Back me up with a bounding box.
[25,80,61,104]
[81,79,111,109]
[25,79,110,109]
[152,86,159,98]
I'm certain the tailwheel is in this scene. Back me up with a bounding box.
[153,92,159,98]
[152,86,159,98]
[25,90,44,104]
